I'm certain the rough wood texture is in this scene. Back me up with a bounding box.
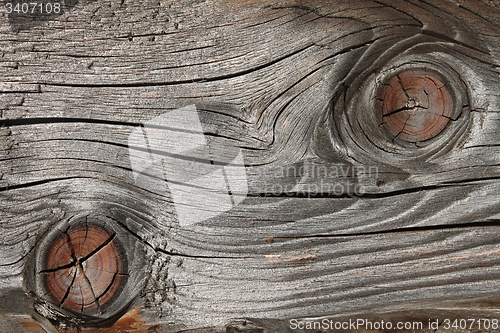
[2,0,500,331]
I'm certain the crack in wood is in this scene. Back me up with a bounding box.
[59,270,77,309]
[39,233,115,273]
[31,44,315,88]
[273,220,500,239]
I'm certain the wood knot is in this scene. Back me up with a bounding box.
[378,69,454,143]
[28,215,147,326]
[40,224,127,316]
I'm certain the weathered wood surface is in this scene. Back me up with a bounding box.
[2,0,500,331]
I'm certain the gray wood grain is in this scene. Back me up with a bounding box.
[2,0,500,331]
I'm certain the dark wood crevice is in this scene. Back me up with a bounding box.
[0,117,143,128]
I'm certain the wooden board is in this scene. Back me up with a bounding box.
[2,0,500,331]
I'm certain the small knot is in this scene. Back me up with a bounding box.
[378,69,454,143]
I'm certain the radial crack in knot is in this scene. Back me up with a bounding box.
[40,225,125,315]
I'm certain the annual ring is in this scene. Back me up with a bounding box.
[377,69,454,143]
[40,224,127,315]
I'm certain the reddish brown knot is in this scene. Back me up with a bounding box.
[41,225,126,314]
[378,69,454,143]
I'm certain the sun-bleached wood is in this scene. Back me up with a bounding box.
[1,0,500,331]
